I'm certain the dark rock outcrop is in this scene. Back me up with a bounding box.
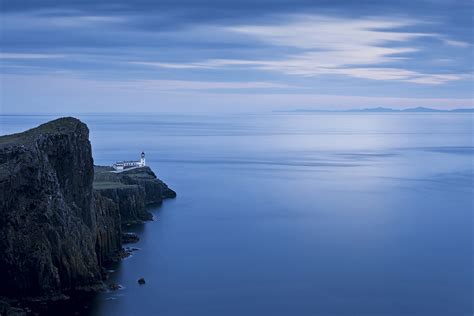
[95,183,148,224]
[94,166,176,224]
[117,167,177,203]
[108,283,121,291]
[0,118,101,297]
[93,191,121,267]
[0,117,175,301]
[122,232,140,244]
[0,299,27,316]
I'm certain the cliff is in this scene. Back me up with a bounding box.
[0,117,175,300]
[94,166,176,224]
[0,118,101,297]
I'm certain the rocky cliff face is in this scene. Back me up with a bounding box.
[0,118,101,297]
[117,167,177,204]
[94,166,176,224]
[95,184,148,224]
[0,117,175,300]
[93,191,121,268]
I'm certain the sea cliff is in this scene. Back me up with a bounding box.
[94,165,176,224]
[0,117,175,304]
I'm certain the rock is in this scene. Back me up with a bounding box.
[107,248,132,263]
[5,306,27,316]
[0,117,175,302]
[0,299,27,316]
[121,249,133,259]
[119,167,177,203]
[0,118,101,297]
[94,191,122,267]
[92,165,179,225]
[137,278,146,285]
[108,283,121,291]
[122,233,140,244]
[94,184,150,225]
[94,165,176,206]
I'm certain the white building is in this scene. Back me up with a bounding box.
[112,152,146,171]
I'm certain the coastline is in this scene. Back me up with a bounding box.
[0,117,176,315]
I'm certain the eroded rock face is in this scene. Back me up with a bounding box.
[119,167,177,203]
[0,117,176,300]
[93,191,121,267]
[95,185,149,224]
[94,166,177,224]
[0,118,101,297]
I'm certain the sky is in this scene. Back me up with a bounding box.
[0,0,473,113]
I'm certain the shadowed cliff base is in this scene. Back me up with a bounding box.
[0,117,175,313]
[94,165,176,225]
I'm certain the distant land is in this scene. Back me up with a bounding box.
[278,107,474,113]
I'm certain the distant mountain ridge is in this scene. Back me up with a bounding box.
[280,107,474,113]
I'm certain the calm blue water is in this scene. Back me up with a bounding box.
[1,113,473,316]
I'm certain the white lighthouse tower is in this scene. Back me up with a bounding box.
[112,151,146,171]
[140,151,146,167]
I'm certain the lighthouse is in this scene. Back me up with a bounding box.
[112,152,146,171]
[140,151,146,167]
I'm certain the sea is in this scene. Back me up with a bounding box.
[1,112,473,316]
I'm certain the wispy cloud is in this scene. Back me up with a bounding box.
[1,11,126,29]
[2,74,472,114]
[130,62,212,69]
[227,16,426,50]
[442,39,470,48]
[0,53,65,59]
[130,59,262,70]
[403,73,467,85]
[94,79,294,91]
[44,15,126,28]
[133,15,467,85]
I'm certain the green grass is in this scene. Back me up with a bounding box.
[93,181,137,190]
[0,117,84,146]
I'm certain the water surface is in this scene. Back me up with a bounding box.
[1,112,473,316]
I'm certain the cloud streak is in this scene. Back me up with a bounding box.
[96,79,295,90]
[442,39,470,48]
[0,53,66,59]
[2,74,472,114]
[0,3,472,112]
[134,15,467,85]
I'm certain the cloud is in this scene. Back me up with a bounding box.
[306,67,467,85]
[133,15,467,85]
[44,15,125,27]
[442,39,470,48]
[0,53,65,59]
[403,73,468,85]
[2,11,126,29]
[1,10,471,92]
[130,62,210,69]
[226,16,427,50]
[130,59,262,69]
[2,74,473,114]
[96,79,294,90]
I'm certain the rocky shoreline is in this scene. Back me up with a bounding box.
[0,117,176,315]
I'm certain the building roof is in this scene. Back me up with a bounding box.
[114,160,140,165]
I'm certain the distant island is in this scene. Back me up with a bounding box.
[278,107,474,113]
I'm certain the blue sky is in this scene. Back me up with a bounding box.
[0,0,473,113]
